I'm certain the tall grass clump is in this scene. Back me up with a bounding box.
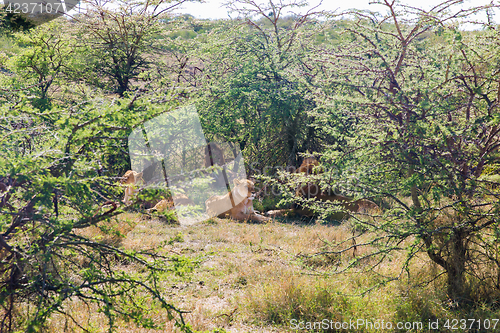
[245,274,350,326]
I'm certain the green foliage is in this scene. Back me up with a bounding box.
[168,232,185,245]
[196,1,332,167]
[311,1,500,303]
[158,207,180,224]
[7,20,75,102]
[0,7,35,33]
[3,0,500,329]
[168,28,198,40]
[169,255,200,278]
[0,93,191,331]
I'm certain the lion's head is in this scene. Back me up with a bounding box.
[205,178,256,218]
[297,157,320,175]
[121,170,143,185]
[231,178,255,201]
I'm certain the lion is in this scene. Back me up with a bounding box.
[296,157,321,175]
[148,198,174,213]
[149,194,195,213]
[267,157,379,219]
[295,157,323,200]
[121,170,143,205]
[205,179,269,222]
[121,170,196,212]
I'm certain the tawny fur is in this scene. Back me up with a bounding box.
[149,198,174,213]
[121,170,143,205]
[296,157,321,175]
[149,194,195,213]
[267,158,379,219]
[206,179,269,222]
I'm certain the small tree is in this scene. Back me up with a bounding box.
[7,20,75,103]
[74,0,196,96]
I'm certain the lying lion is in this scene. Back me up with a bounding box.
[296,157,322,175]
[121,170,195,212]
[267,157,379,219]
[206,179,270,222]
[149,194,194,213]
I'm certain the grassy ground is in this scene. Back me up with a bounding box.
[48,213,500,332]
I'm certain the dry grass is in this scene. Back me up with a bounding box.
[46,214,500,332]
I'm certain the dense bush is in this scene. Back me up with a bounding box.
[0,94,193,331]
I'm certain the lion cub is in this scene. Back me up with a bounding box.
[205,179,269,222]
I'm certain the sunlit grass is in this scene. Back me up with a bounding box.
[46,214,500,332]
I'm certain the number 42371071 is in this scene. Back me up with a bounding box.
[5,2,68,14]
[443,318,499,330]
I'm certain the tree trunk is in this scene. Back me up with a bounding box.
[412,179,469,303]
[446,230,469,304]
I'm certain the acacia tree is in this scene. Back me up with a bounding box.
[310,0,500,303]
[7,20,75,103]
[197,0,331,168]
[74,0,197,96]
